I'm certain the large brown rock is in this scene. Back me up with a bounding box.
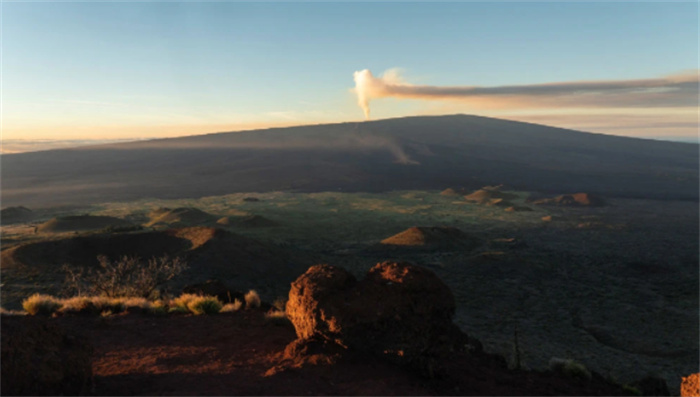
[682,373,700,397]
[286,262,471,370]
[1,315,93,395]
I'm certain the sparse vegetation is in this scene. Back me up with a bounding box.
[272,297,287,312]
[186,296,223,315]
[245,290,261,309]
[62,255,188,299]
[221,299,244,312]
[22,294,63,315]
[264,310,291,325]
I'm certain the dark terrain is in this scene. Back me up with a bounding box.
[2,115,698,207]
[1,115,698,395]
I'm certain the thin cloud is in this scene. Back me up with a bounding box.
[353,69,699,118]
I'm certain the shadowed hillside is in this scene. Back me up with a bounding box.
[2,115,697,207]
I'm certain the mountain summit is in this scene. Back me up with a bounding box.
[2,115,697,206]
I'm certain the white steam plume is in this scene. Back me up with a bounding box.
[353,68,699,118]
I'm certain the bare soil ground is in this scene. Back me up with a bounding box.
[20,311,630,396]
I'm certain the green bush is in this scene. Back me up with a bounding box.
[22,294,62,316]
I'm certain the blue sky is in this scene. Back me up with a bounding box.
[2,1,698,143]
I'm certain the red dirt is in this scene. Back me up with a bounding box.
[4,312,633,396]
[52,312,433,396]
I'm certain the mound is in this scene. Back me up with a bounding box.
[2,227,314,300]
[464,186,518,205]
[146,207,217,227]
[529,192,606,207]
[440,188,469,196]
[36,215,131,233]
[380,226,480,250]
[0,206,34,225]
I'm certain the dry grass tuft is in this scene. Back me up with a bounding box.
[221,299,244,313]
[169,293,199,312]
[244,290,261,309]
[22,294,63,316]
[186,296,223,315]
[264,310,291,325]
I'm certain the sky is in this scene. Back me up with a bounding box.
[2,1,698,151]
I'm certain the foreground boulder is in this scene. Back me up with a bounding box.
[1,315,93,395]
[682,373,699,397]
[286,262,473,372]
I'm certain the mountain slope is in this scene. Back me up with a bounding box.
[2,115,697,207]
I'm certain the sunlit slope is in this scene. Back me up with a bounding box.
[2,115,697,207]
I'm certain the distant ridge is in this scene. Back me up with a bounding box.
[2,114,697,207]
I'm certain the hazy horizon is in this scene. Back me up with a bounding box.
[2,114,699,155]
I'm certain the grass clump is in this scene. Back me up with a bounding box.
[187,296,223,315]
[169,293,199,312]
[22,294,63,316]
[244,290,261,309]
[221,299,244,313]
[264,310,291,325]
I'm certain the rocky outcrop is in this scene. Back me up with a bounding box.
[286,262,474,372]
[682,373,699,397]
[1,315,93,395]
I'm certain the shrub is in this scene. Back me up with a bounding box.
[22,294,62,316]
[59,297,100,315]
[221,299,244,313]
[186,296,223,315]
[170,293,199,312]
[149,300,168,316]
[62,255,188,299]
[168,306,190,314]
[244,290,261,309]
